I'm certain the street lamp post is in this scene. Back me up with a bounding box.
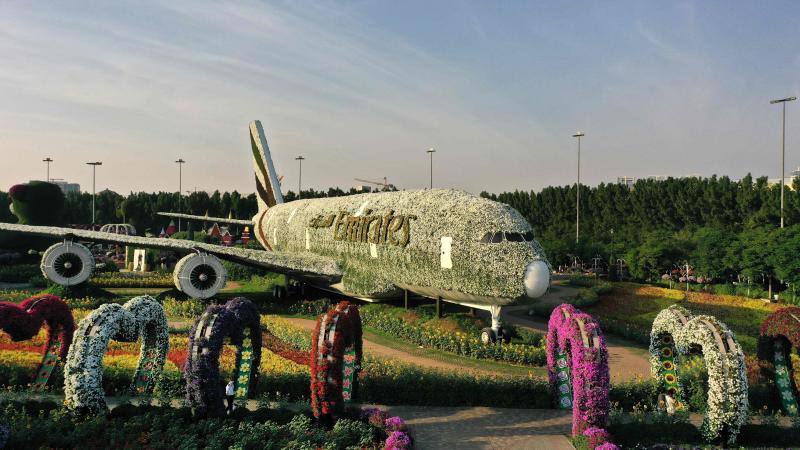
[426,148,436,189]
[572,132,585,243]
[770,96,796,228]
[295,156,305,199]
[175,159,185,232]
[86,162,102,225]
[43,158,53,182]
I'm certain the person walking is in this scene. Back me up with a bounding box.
[225,379,235,414]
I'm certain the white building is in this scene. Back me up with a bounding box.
[32,179,81,193]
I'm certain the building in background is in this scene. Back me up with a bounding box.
[32,179,80,193]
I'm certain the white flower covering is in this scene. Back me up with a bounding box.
[63,296,169,414]
[649,306,748,444]
[258,189,550,300]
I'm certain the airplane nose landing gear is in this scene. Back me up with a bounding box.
[480,305,511,344]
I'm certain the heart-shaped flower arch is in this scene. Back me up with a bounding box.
[64,295,168,414]
[758,306,800,417]
[310,301,363,423]
[184,297,262,417]
[0,294,75,388]
[546,303,610,436]
[650,305,748,444]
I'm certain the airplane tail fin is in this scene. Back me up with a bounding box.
[249,120,284,210]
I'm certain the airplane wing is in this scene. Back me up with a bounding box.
[0,223,341,279]
[157,212,254,226]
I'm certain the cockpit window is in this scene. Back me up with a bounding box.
[505,232,524,242]
[480,231,535,243]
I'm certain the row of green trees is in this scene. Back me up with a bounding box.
[481,174,800,290]
[0,185,364,235]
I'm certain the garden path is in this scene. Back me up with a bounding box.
[283,317,496,374]
[381,405,573,450]
[500,306,651,383]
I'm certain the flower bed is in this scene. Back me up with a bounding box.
[758,307,800,416]
[310,301,363,422]
[546,304,611,437]
[184,297,262,417]
[361,305,546,365]
[89,272,174,288]
[63,295,168,414]
[0,398,412,449]
[649,305,749,444]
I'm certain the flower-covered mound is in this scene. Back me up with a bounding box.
[649,305,749,444]
[546,303,610,436]
[63,295,168,414]
[311,301,363,422]
[0,294,75,388]
[184,297,262,417]
[758,306,800,416]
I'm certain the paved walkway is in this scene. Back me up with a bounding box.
[382,405,573,450]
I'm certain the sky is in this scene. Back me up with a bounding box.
[1,0,799,196]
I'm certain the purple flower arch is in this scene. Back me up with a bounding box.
[546,303,611,436]
[0,294,75,387]
[184,297,262,417]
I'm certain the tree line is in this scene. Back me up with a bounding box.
[481,174,800,291]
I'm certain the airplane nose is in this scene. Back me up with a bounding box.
[524,260,550,298]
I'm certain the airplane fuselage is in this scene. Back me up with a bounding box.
[251,188,550,306]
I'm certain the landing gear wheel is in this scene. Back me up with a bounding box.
[480,327,496,344]
[499,327,512,344]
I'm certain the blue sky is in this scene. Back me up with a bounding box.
[1,1,799,195]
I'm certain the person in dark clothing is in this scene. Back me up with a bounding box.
[225,379,235,414]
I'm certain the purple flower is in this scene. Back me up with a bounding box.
[384,431,411,449]
[595,443,620,450]
[385,416,405,432]
[583,426,611,448]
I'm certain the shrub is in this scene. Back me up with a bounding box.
[222,260,270,281]
[0,264,40,283]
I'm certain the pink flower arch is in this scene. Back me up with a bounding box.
[547,303,611,436]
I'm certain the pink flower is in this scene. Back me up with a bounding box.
[385,416,405,432]
[384,431,411,449]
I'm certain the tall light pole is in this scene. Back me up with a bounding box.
[295,156,305,199]
[86,162,102,225]
[175,158,185,232]
[770,96,796,228]
[426,148,436,189]
[43,158,53,182]
[572,132,585,243]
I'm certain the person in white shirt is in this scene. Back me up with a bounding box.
[225,379,235,414]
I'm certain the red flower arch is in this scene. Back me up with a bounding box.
[310,301,363,423]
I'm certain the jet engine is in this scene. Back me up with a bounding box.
[41,241,95,286]
[173,253,227,299]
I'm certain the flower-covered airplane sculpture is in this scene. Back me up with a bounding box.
[0,121,551,342]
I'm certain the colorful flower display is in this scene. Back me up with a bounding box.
[758,307,800,416]
[311,301,363,422]
[63,295,168,414]
[649,305,749,444]
[546,304,610,436]
[184,297,262,417]
[0,294,75,388]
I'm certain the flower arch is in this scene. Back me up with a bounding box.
[63,295,168,414]
[649,306,748,444]
[184,297,261,417]
[0,294,75,388]
[310,301,363,423]
[546,303,610,436]
[758,307,800,416]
